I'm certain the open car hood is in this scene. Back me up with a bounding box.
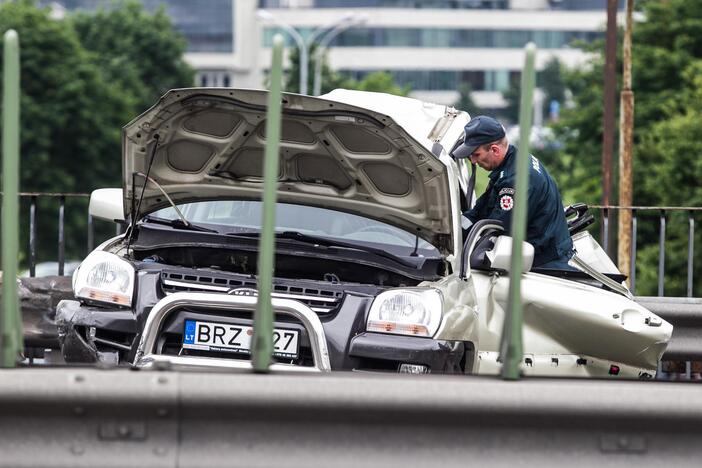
[123,88,468,253]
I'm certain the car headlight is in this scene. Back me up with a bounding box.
[367,288,443,338]
[74,251,135,307]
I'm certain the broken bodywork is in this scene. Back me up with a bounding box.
[56,88,671,377]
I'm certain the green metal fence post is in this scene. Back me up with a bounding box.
[252,34,285,373]
[500,42,536,380]
[1,29,23,368]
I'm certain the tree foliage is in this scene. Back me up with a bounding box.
[0,0,124,193]
[453,82,482,117]
[70,0,194,112]
[503,57,566,124]
[0,0,194,265]
[284,43,351,94]
[347,71,410,96]
[551,0,702,295]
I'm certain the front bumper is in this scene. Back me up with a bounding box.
[55,300,137,364]
[57,292,472,374]
[135,292,331,372]
[349,333,471,373]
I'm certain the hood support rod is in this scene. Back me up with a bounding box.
[126,134,160,254]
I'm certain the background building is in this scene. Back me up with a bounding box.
[42,0,622,112]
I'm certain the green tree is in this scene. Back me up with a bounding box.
[0,0,195,265]
[502,57,566,124]
[1,0,127,264]
[0,0,125,193]
[453,82,481,117]
[284,43,352,94]
[538,57,567,123]
[502,82,520,123]
[551,0,702,295]
[346,71,411,96]
[70,0,195,112]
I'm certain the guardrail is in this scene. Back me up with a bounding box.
[0,368,700,467]
[593,205,699,297]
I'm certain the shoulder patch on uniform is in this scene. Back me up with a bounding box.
[499,187,515,196]
[530,155,541,174]
[499,194,514,211]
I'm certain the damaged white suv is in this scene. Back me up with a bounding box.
[56,88,672,377]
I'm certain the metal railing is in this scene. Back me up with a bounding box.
[24,192,87,277]
[593,205,700,297]
[17,196,699,296]
[15,192,123,278]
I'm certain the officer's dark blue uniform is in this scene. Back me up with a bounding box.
[453,115,573,269]
[464,144,573,268]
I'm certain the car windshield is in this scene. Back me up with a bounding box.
[151,200,438,254]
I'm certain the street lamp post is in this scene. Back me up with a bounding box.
[312,15,367,96]
[256,10,308,95]
[257,10,363,96]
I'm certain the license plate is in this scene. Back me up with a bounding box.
[182,320,299,359]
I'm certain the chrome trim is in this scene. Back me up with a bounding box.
[163,279,229,292]
[263,291,338,303]
[571,254,634,300]
[162,279,340,303]
[134,292,331,372]
[136,355,323,373]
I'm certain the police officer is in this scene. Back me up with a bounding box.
[453,115,573,269]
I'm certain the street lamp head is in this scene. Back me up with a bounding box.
[338,12,369,26]
[256,10,273,21]
[355,14,370,26]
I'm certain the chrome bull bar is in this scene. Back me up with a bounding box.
[134,292,331,372]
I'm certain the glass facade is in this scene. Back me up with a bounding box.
[40,0,234,53]
[264,27,601,49]
[260,1,509,9]
[340,69,521,92]
[259,0,622,9]
[144,0,234,53]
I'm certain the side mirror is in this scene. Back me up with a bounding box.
[89,188,125,222]
[487,236,534,274]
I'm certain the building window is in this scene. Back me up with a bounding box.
[264,27,603,49]
[460,71,485,91]
[146,0,234,53]
[339,69,519,92]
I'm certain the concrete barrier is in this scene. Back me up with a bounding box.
[0,368,700,467]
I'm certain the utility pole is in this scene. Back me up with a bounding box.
[618,0,635,281]
[252,34,284,373]
[2,30,23,368]
[500,43,536,381]
[601,0,618,256]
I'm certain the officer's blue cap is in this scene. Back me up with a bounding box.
[452,115,506,159]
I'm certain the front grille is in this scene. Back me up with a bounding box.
[160,271,344,313]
